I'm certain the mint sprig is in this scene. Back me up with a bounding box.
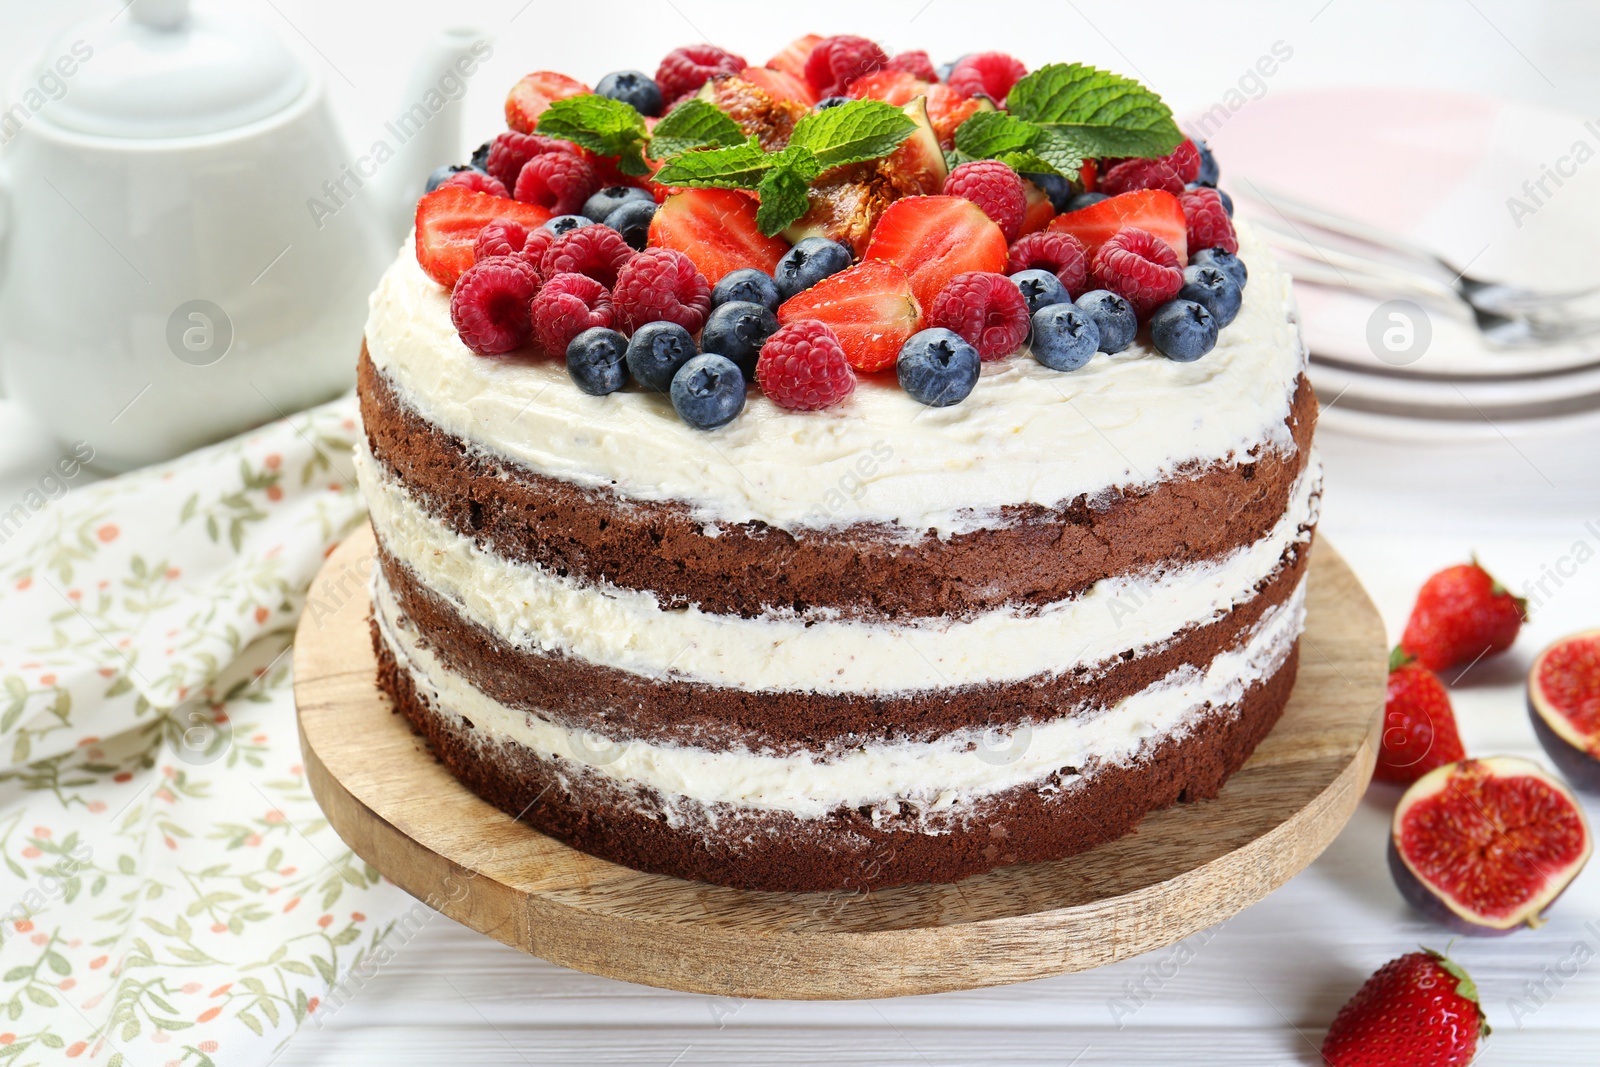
[536,95,651,176]
[653,99,915,235]
[647,99,747,160]
[951,63,1183,177]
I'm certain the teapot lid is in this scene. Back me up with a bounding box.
[40,0,309,139]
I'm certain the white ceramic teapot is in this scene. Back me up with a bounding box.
[0,0,487,471]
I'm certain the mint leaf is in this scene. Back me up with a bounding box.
[1006,63,1182,159]
[647,99,747,160]
[756,167,811,236]
[952,110,1037,159]
[787,99,916,171]
[536,94,650,176]
[652,137,773,187]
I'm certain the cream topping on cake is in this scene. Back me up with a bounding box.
[364,223,1303,537]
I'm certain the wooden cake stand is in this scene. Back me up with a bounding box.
[294,527,1385,1000]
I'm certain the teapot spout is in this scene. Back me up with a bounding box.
[374,26,494,242]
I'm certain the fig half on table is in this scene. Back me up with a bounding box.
[1528,630,1600,792]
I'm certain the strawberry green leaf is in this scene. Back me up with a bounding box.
[1006,62,1183,159]
[536,94,651,176]
[647,99,747,160]
[787,99,916,170]
[755,166,811,236]
[653,137,774,188]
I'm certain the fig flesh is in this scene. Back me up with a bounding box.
[1528,630,1600,792]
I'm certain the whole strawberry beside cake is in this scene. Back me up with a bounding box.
[358,36,1320,892]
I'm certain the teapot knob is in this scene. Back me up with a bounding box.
[130,0,190,31]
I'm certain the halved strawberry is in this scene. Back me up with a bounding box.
[1048,189,1188,264]
[741,66,816,106]
[863,196,1008,309]
[926,84,983,148]
[846,69,927,106]
[505,72,590,133]
[777,260,921,373]
[1018,178,1056,236]
[648,188,790,286]
[767,34,824,81]
[414,187,554,289]
[1080,160,1098,192]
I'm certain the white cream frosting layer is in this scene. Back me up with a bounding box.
[356,443,1319,694]
[374,571,1306,824]
[363,223,1305,537]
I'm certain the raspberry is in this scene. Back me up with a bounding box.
[450,257,540,355]
[1179,186,1239,254]
[474,218,531,262]
[887,50,937,81]
[1100,157,1185,196]
[1090,228,1183,318]
[485,131,574,189]
[540,224,636,288]
[440,170,509,198]
[804,35,888,98]
[656,45,747,104]
[612,248,711,334]
[1164,139,1202,184]
[531,272,613,355]
[927,271,1031,361]
[756,321,857,411]
[1006,231,1089,296]
[946,52,1027,101]
[943,160,1027,242]
[518,227,557,276]
[514,152,598,216]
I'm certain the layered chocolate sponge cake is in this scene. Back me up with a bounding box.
[356,38,1319,892]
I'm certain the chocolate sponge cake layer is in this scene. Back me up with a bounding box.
[358,347,1316,622]
[374,618,1300,893]
[374,534,1312,752]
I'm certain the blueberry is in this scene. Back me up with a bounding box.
[1021,172,1074,212]
[625,321,697,392]
[1073,290,1138,353]
[1151,299,1219,362]
[470,140,491,172]
[595,70,664,117]
[774,237,852,300]
[815,96,854,110]
[701,300,779,378]
[1009,269,1071,315]
[1065,191,1109,213]
[1178,265,1242,328]
[604,200,657,250]
[897,328,980,407]
[671,354,746,430]
[1185,181,1233,216]
[711,268,781,311]
[544,214,595,236]
[425,163,473,193]
[1192,247,1247,291]
[583,185,655,223]
[1028,304,1101,371]
[1194,138,1220,186]
[936,54,972,83]
[566,328,630,395]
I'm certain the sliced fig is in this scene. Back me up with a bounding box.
[875,96,948,197]
[1528,630,1600,792]
[1389,756,1592,935]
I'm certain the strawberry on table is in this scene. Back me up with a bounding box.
[1401,560,1527,672]
[1322,949,1488,1067]
[1377,650,1467,784]
[414,187,554,289]
[1049,189,1188,264]
[648,189,791,287]
[505,72,590,134]
[777,260,921,373]
[864,195,1008,310]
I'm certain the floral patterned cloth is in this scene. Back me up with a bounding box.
[0,396,412,1066]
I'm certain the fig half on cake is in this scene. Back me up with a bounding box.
[1388,756,1592,935]
[1528,630,1600,791]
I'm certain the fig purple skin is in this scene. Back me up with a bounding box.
[1528,699,1600,794]
[1388,837,1523,937]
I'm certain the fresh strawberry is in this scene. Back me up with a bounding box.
[1018,178,1057,236]
[1322,949,1487,1067]
[863,195,1008,309]
[1048,189,1188,264]
[1080,159,1098,192]
[1377,649,1467,785]
[414,187,554,289]
[845,72,976,146]
[1401,560,1527,672]
[925,86,983,148]
[648,189,790,286]
[739,66,816,106]
[777,259,921,373]
[505,71,590,134]
[767,34,824,81]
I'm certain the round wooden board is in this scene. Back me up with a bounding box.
[295,527,1386,1000]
